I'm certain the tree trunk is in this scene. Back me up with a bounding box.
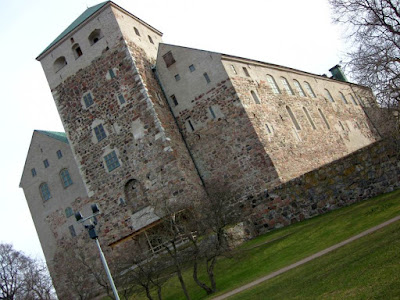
[144,285,153,300]
[193,258,214,294]
[207,256,218,292]
[176,268,191,300]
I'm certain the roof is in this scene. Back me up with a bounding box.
[37,1,109,58]
[35,130,69,144]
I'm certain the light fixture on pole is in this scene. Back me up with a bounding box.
[75,204,120,300]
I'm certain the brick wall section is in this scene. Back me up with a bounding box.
[249,138,400,235]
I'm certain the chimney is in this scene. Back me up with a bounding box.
[329,65,348,82]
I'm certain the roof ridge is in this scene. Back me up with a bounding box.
[35,130,69,144]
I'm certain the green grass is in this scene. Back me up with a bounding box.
[229,220,400,299]
[134,189,400,300]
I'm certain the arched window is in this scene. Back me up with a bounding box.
[266,75,281,94]
[349,94,358,105]
[72,43,83,59]
[53,57,67,73]
[39,183,51,201]
[124,179,146,211]
[304,82,316,98]
[293,80,306,97]
[250,90,260,104]
[281,77,294,95]
[339,92,348,104]
[318,108,330,129]
[88,29,103,45]
[324,89,335,102]
[303,107,316,130]
[65,207,74,218]
[286,106,301,130]
[60,169,73,188]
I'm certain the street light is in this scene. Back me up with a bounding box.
[75,204,120,300]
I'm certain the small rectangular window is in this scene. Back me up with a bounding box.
[189,64,195,72]
[163,51,176,68]
[203,72,211,83]
[148,35,154,44]
[43,159,49,168]
[134,27,141,36]
[209,106,216,119]
[31,168,37,177]
[109,69,115,79]
[243,67,250,77]
[231,65,237,74]
[104,151,120,172]
[118,94,126,104]
[170,94,178,106]
[83,93,94,108]
[175,74,181,81]
[69,225,76,237]
[94,124,107,142]
[56,150,62,159]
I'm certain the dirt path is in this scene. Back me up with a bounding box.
[212,215,400,300]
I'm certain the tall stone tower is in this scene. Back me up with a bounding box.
[36,1,204,251]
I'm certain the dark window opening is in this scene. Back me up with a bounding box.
[31,168,37,177]
[189,64,195,72]
[188,119,195,132]
[243,67,250,77]
[148,35,154,44]
[171,94,178,106]
[134,27,141,36]
[163,51,176,67]
[57,150,62,159]
[109,69,116,78]
[175,74,181,81]
[204,72,211,83]
[43,159,49,168]
[209,106,216,119]
[118,94,126,104]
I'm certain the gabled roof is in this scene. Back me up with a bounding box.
[37,1,109,58]
[35,130,69,144]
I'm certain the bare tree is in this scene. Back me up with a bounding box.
[329,0,400,116]
[0,243,55,300]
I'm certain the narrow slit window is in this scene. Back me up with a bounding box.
[293,80,306,97]
[350,94,358,105]
[203,72,211,83]
[109,69,116,79]
[231,65,237,74]
[148,35,154,44]
[43,159,49,168]
[134,27,141,36]
[209,106,216,119]
[31,168,37,177]
[266,75,281,94]
[318,108,330,129]
[251,90,260,104]
[357,95,365,106]
[187,119,195,132]
[304,82,316,98]
[170,94,178,106]
[324,89,335,102]
[339,92,348,104]
[339,121,345,131]
[243,67,250,77]
[286,106,301,130]
[281,77,294,95]
[118,94,126,104]
[303,107,316,130]
[265,124,272,134]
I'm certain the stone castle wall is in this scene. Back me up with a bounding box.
[249,138,400,235]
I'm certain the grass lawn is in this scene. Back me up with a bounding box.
[132,189,400,300]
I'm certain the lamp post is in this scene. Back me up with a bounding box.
[75,204,120,300]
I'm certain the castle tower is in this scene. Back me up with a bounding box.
[36,1,204,254]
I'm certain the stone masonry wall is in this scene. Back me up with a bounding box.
[249,138,400,235]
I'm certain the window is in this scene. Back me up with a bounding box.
[109,69,116,79]
[56,150,62,159]
[31,168,37,177]
[250,90,260,104]
[265,124,272,134]
[65,207,74,218]
[94,124,107,142]
[350,94,358,105]
[339,121,345,131]
[88,29,102,45]
[357,95,365,106]
[68,225,76,237]
[266,75,280,94]
[83,92,94,108]
[43,159,49,168]
[203,72,211,83]
[286,106,301,130]
[281,77,294,95]
[60,169,73,188]
[187,119,195,132]
[231,65,237,74]
[293,80,306,97]
[303,107,316,130]
[304,82,316,98]
[118,94,126,105]
[189,64,195,72]
[339,92,348,104]
[134,27,141,36]
[39,183,51,201]
[318,108,330,129]
[209,106,216,119]
[170,94,178,106]
[324,89,335,102]
[53,56,67,73]
[163,51,176,67]
[174,74,181,81]
[104,151,120,172]
[148,35,154,44]
[72,43,83,59]
[243,67,250,77]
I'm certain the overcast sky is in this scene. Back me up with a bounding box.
[0,0,347,259]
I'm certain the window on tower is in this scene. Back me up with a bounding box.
[88,29,103,45]
[72,43,83,59]
[163,51,176,67]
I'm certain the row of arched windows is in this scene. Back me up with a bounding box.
[53,29,103,72]
[39,169,73,201]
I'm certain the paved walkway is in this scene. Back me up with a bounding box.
[212,215,400,300]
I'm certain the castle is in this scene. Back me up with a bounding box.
[20,1,381,297]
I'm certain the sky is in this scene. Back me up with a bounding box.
[0,0,347,260]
